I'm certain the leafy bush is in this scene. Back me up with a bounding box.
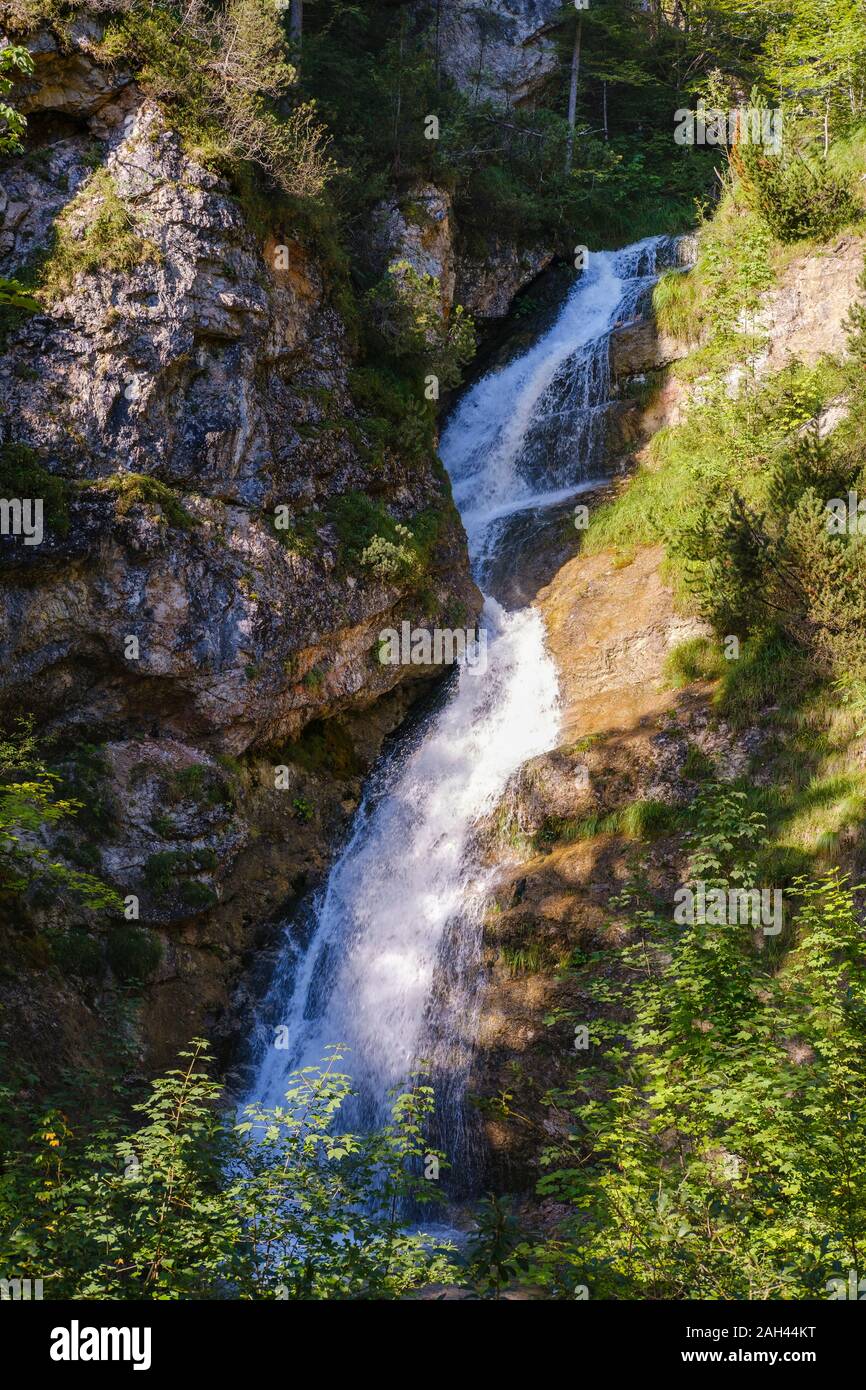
[329,491,440,590]
[365,260,475,392]
[168,764,230,808]
[56,743,118,838]
[734,141,861,243]
[589,344,860,701]
[0,442,69,536]
[0,41,32,155]
[106,925,162,984]
[50,928,104,980]
[0,277,38,312]
[349,365,436,463]
[178,880,218,911]
[531,789,866,1299]
[92,0,333,199]
[92,473,197,530]
[0,1041,456,1299]
[0,720,121,911]
[360,526,423,584]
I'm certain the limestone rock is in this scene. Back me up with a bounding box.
[456,240,554,321]
[414,0,562,107]
[0,28,480,1076]
[13,23,133,117]
[610,315,690,376]
[0,76,479,756]
[369,184,456,311]
[758,235,865,371]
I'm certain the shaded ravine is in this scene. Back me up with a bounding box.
[242,235,672,1190]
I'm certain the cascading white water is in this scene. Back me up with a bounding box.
[244,235,672,1181]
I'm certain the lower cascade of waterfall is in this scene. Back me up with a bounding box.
[243,234,675,1191]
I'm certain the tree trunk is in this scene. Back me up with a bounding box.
[435,0,443,88]
[289,0,302,42]
[565,18,582,174]
[603,80,608,141]
[394,10,406,176]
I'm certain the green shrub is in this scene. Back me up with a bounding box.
[734,142,861,243]
[49,928,103,980]
[0,276,38,312]
[57,743,117,837]
[41,168,161,301]
[329,491,440,589]
[0,41,32,155]
[359,526,422,584]
[0,720,121,911]
[0,1039,454,1298]
[364,260,475,391]
[91,473,197,530]
[106,926,162,984]
[91,0,333,200]
[269,506,322,557]
[179,880,218,910]
[0,443,69,537]
[531,790,866,1299]
[348,365,436,463]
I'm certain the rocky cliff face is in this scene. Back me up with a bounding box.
[369,180,555,326]
[614,233,861,411]
[0,25,481,1076]
[1,83,478,751]
[414,0,562,108]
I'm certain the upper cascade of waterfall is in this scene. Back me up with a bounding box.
[441,234,673,565]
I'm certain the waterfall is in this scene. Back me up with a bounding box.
[243,235,672,1188]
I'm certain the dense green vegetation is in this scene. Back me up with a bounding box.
[0,1041,458,1298]
[0,721,121,912]
[588,193,866,707]
[524,792,866,1299]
